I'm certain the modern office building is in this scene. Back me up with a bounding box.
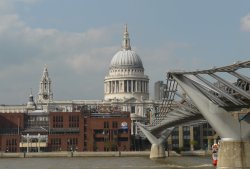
[154,81,167,101]
[167,123,217,152]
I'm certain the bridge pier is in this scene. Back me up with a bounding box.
[217,139,250,168]
[136,123,174,159]
[150,143,166,158]
[171,73,250,168]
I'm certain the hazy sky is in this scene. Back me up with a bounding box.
[0,0,250,104]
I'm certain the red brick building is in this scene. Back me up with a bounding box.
[0,110,131,152]
[85,112,131,151]
[48,111,84,152]
[0,113,24,152]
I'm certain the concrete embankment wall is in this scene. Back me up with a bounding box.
[0,151,205,158]
[0,151,151,158]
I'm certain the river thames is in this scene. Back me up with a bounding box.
[0,156,214,169]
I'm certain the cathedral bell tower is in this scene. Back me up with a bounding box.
[37,65,53,103]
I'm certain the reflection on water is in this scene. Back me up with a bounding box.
[0,156,214,169]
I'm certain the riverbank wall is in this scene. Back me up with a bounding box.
[0,151,150,158]
[0,150,207,158]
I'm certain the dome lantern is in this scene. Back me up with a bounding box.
[122,24,131,50]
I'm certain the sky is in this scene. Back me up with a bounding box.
[0,0,250,104]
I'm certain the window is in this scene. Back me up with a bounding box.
[112,121,118,128]
[104,121,109,128]
[67,138,78,145]
[51,138,61,145]
[69,115,79,128]
[53,116,63,128]
[131,106,135,113]
[183,126,190,131]
[67,138,78,151]
[118,129,128,134]
[95,138,104,142]
[113,130,118,135]
[50,138,61,151]
[5,138,17,152]
[172,143,179,148]
[94,129,104,134]
[172,135,178,140]
[118,137,128,142]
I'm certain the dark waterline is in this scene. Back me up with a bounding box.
[0,156,214,169]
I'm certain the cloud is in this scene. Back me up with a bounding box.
[0,0,38,15]
[141,42,195,72]
[241,14,250,32]
[0,0,123,103]
[66,46,118,73]
[0,7,119,73]
[0,1,14,14]
[0,0,201,103]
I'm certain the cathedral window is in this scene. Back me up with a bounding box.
[131,106,135,113]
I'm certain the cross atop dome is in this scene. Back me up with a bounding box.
[122,24,131,50]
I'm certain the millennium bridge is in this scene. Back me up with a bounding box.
[137,60,250,168]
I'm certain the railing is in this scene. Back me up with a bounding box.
[168,60,250,109]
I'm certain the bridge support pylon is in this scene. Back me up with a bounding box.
[172,74,250,168]
[217,139,250,169]
[150,143,166,158]
[136,123,174,159]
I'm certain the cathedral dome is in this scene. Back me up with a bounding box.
[110,50,143,69]
[109,25,144,70]
[104,25,149,102]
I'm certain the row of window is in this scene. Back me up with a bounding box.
[110,69,143,73]
[94,137,128,142]
[94,129,128,135]
[6,138,17,146]
[52,115,79,128]
[5,139,18,152]
[50,138,78,146]
[104,121,118,128]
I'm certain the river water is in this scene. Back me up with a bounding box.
[0,156,214,169]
